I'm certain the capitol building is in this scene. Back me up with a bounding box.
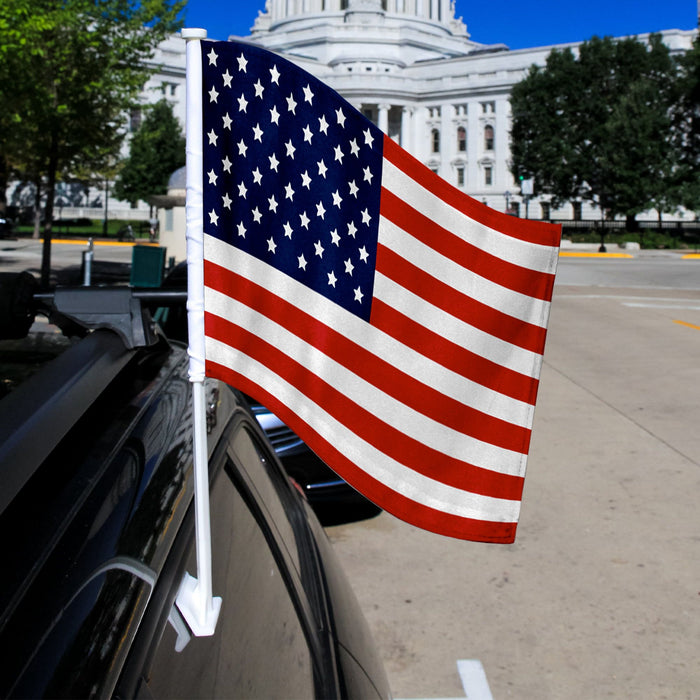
[74,1,698,231]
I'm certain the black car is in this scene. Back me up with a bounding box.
[156,262,380,522]
[0,276,390,698]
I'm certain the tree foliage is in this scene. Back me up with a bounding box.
[114,99,185,207]
[510,35,679,222]
[0,0,184,285]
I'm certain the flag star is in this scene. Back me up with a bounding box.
[270,105,280,124]
[238,181,247,198]
[314,240,324,257]
[207,129,218,145]
[222,192,232,209]
[298,253,307,270]
[284,182,295,200]
[344,258,354,275]
[332,190,342,208]
[270,64,280,84]
[207,169,217,185]
[363,128,375,148]
[252,167,262,184]
[301,171,312,189]
[267,237,277,253]
[330,229,341,246]
[222,112,232,130]
[268,195,278,212]
[269,153,280,172]
[317,159,327,178]
[237,93,248,112]
[285,139,296,158]
[363,166,374,184]
[254,79,264,98]
[359,245,369,262]
[334,144,344,163]
[209,209,219,226]
[348,180,359,197]
[361,208,371,225]
[300,211,310,229]
[237,139,248,156]
[316,201,326,219]
[237,53,248,72]
[207,48,218,65]
[347,221,357,237]
[303,84,314,104]
[252,207,262,223]
[208,86,219,103]
[222,155,232,173]
[237,222,246,237]
[283,221,293,238]
[336,107,346,127]
[354,286,364,303]
[222,69,233,87]
[318,114,329,134]
[349,138,360,156]
[252,123,263,142]
[328,270,337,287]
[286,93,297,114]
[303,125,313,143]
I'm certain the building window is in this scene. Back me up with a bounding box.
[456,165,465,187]
[431,128,440,153]
[540,202,551,220]
[457,126,466,152]
[130,108,142,133]
[484,125,494,151]
[484,166,493,186]
[572,201,582,221]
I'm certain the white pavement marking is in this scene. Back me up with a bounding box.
[396,659,493,700]
[457,659,494,700]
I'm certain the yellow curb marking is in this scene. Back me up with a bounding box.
[673,320,700,331]
[47,239,158,247]
[559,251,634,258]
[681,253,700,260]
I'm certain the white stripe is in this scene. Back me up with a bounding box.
[457,660,494,700]
[206,336,522,523]
[379,217,552,328]
[374,273,542,379]
[382,157,559,274]
[205,235,537,426]
[206,287,529,476]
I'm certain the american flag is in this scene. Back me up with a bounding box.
[198,39,561,542]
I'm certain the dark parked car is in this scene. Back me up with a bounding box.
[156,262,380,522]
[0,277,390,698]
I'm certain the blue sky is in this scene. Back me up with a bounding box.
[182,1,696,49]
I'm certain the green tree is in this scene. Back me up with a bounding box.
[114,99,185,211]
[673,35,700,213]
[0,0,184,287]
[510,35,678,231]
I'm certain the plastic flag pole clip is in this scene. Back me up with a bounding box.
[177,27,222,637]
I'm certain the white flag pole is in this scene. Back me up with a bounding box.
[177,27,222,637]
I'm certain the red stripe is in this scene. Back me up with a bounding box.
[383,136,562,248]
[370,298,539,405]
[376,243,548,354]
[380,187,556,302]
[206,259,533,450]
[205,310,525,501]
[207,359,519,544]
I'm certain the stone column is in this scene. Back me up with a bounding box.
[378,103,390,134]
[400,106,413,151]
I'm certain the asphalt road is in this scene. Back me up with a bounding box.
[326,253,700,699]
[2,241,699,698]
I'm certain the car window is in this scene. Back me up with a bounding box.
[143,453,316,698]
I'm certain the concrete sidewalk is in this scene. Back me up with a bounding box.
[327,284,700,699]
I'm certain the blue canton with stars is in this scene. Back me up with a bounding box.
[201,40,383,322]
